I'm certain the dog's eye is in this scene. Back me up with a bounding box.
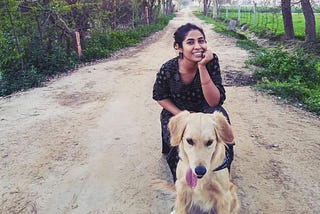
[206,140,213,147]
[186,138,194,146]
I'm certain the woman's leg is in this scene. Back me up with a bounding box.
[160,110,172,154]
[160,110,178,182]
[166,147,179,182]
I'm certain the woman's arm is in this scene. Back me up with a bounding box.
[198,65,221,107]
[198,50,221,107]
[157,99,182,115]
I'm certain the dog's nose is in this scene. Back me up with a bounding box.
[195,166,207,178]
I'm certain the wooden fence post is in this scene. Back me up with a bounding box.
[238,4,241,22]
[226,7,228,19]
[145,6,149,24]
[253,2,257,25]
[73,31,82,57]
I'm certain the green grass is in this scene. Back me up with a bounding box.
[218,8,320,40]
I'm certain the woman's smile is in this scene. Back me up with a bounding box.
[193,51,203,57]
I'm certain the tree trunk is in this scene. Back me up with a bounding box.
[203,0,208,16]
[212,0,218,19]
[166,0,172,14]
[301,0,316,42]
[281,0,294,40]
[162,0,165,14]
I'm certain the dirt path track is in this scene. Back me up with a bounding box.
[1,8,320,214]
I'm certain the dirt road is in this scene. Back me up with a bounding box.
[1,8,320,214]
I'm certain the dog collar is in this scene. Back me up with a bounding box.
[213,144,234,172]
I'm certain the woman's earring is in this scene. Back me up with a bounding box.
[179,52,183,59]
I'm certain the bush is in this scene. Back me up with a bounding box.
[0,14,173,96]
[304,91,320,112]
[29,44,79,76]
[0,66,45,95]
[250,48,320,86]
[82,14,172,62]
[249,47,320,114]
[82,31,113,61]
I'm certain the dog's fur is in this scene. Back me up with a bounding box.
[152,111,240,214]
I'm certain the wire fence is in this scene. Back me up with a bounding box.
[218,5,320,39]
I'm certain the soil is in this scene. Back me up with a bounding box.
[1,8,320,214]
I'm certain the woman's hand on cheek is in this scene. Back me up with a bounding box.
[198,49,213,66]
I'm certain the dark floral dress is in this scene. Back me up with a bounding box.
[152,54,230,181]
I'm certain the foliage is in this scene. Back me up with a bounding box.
[0,0,174,96]
[82,14,172,61]
[236,39,262,53]
[0,66,45,96]
[248,48,320,114]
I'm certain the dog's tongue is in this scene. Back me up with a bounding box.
[186,167,197,188]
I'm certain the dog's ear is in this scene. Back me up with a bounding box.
[168,111,190,146]
[213,111,234,144]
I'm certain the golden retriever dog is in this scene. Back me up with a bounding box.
[152,111,240,214]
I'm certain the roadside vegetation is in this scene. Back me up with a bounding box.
[0,0,174,96]
[195,11,320,115]
[217,6,320,40]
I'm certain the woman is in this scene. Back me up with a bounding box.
[152,23,233,182]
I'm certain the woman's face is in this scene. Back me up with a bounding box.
[179,29,207,63]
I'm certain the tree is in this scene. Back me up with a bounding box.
[281,0,294,40]
[301,0,316,42]
[160,0,174,15]
[203,0,209,16]
[1,0,26,72]
[212,0,219,19]
[212,0,230,19]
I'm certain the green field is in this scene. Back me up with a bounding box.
[218,7,320,39]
